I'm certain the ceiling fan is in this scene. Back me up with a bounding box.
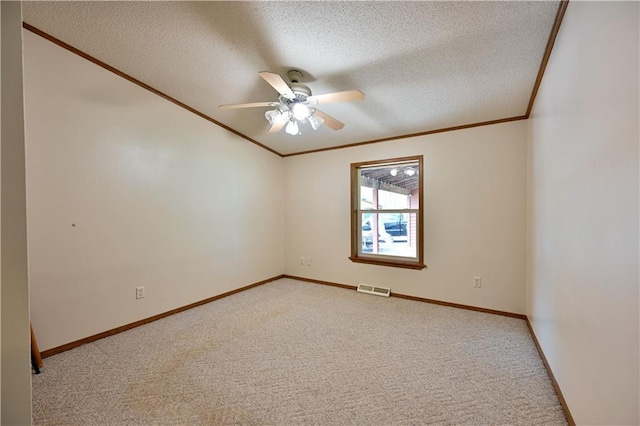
[219,70,365,135]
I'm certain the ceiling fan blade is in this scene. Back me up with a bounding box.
[307,90,365,105]
[268,120,286,133]
[314,109,345,131]
[219,101,278,110]
[259,71,295,99]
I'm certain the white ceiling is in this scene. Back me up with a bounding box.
[23,1,561,156]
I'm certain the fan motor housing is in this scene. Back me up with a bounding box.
[287,69,304,83]
[290,82,311,98]
[286,69,311,100]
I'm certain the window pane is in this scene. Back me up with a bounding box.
[361,212,417,259]
[361,212,377,253]
[360,186,375,210]
[378,189,410,209]
[381,212,417,258]
[361,212,392,254]
[380,213,408,241]
[359,162,419,211]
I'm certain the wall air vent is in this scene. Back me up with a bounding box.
[356,284,391,297]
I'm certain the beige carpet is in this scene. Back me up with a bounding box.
[32,278,567,425]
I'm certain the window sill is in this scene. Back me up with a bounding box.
[349,256,426,270]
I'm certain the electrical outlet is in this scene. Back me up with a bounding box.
[306,257,312,266]
[300,257,305,265]
[136,286,145,299]
[473,277,481,288]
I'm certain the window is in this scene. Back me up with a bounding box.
[350,155,425,270]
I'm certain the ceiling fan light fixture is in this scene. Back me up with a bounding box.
[222,70,362,136]
[264,109,283,126]
[291,102,310,121]
[308,112,324,131]
[285,120,299,136]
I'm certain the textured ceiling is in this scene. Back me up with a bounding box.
[22,1,561,156]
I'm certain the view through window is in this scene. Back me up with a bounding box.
[350,156,425,269]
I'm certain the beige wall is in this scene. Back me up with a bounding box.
[23,31,284,352]
[527,2,639,425]
[1,1,33,424]
[284,121,527,314]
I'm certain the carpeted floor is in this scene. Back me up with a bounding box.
[32,278,567,425]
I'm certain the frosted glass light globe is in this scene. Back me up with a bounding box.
[285,120,299,135]
[291,103,310,121]
[308,113,324,131]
